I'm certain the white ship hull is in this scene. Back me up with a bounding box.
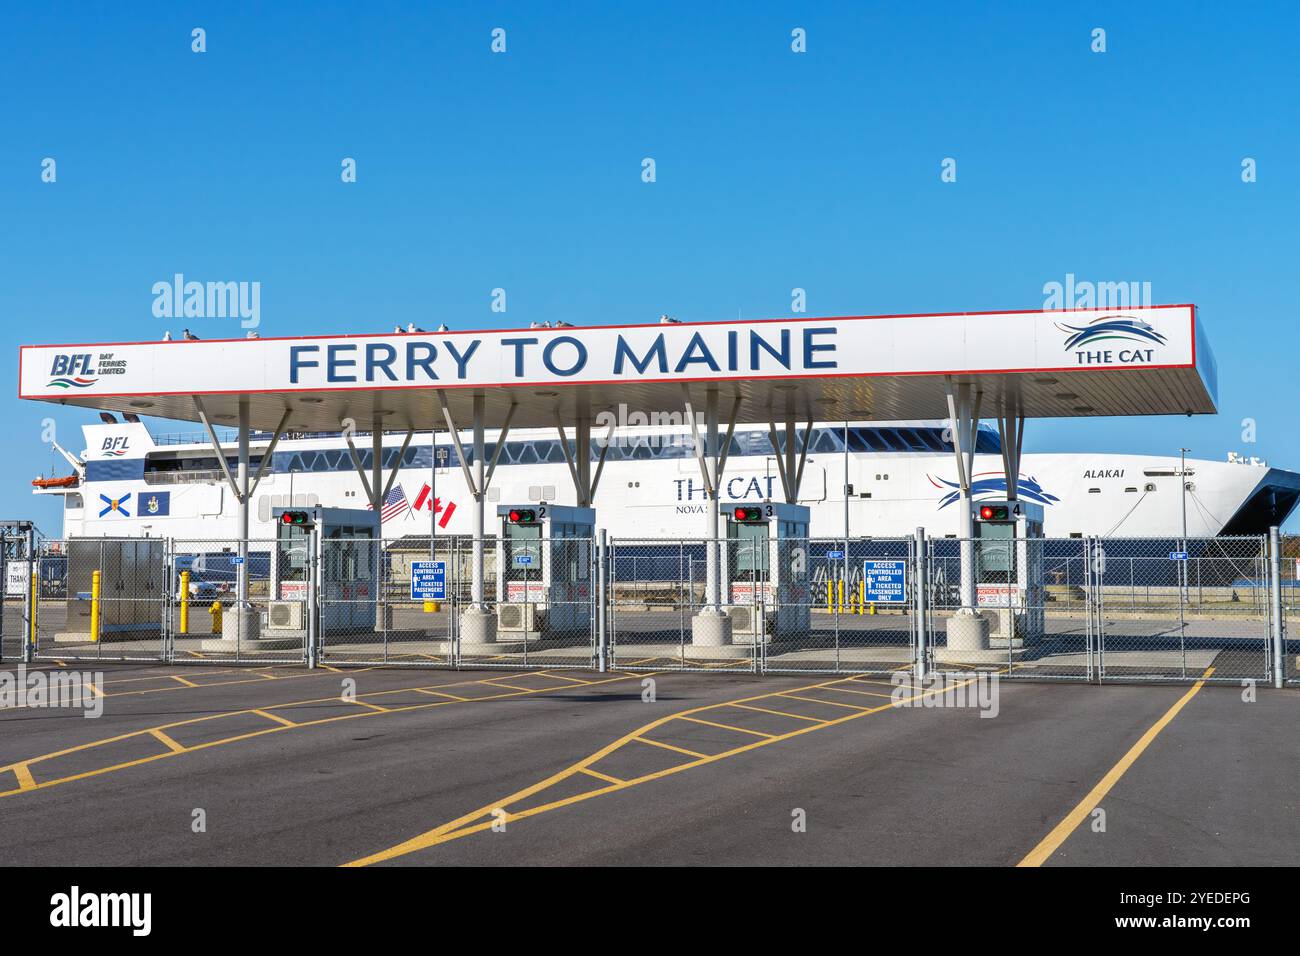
[36,420,1300,541]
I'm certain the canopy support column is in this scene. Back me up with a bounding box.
[436,391,516,646]
[767,410,814,504]
[945,377,983,609]
[997,389,1025,502]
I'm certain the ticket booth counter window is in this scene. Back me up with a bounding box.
[276,523,310,596]
[976,521,1015,583]
[729,521,770,581]
[324,526,377,583]
[504,521,543,582]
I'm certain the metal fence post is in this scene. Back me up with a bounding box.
[1270,526,1284,689]
[307,526,319,668]
[23,525,35,663]
[597,529,608,673]
[0,528,7,665]
[914,526,927,681]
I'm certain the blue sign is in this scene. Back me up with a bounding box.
[1169,551,1189,561]
[411,561,447,601]
[230,557,245,566]
[827,550,845,560]
[862,560,906,604]
[515,555,533,566]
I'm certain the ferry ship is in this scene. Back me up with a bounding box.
[32,416,1300,541]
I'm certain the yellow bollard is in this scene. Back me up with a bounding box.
[90,569,101,643]
[209,600,223,635]
[838,580,845,613]
[29,570,38,646]
[826,579,834,612]
[870,602,876,615]
[859,579,866,615]
[179,571,190,634]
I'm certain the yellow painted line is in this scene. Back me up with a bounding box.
[0,671,650,800]
[820,685,895,700]
[481,680,535,692]
[149,729,185,754]
[1017,667,1214,868]
[86,680,103,699]
[54,659,66,667]
[414,689,468,701]
[252,709,297,727]
[678,715,774,738]
[728,702,825,723]
[779,693,870,711]
[13,764,36,791]
[579,767,625,785]
[349,700,390,712]
[170,675,198,688]
[318,664,342,673]
[344,672,984,866]
[530,672,592,684]
[632,736,707,760]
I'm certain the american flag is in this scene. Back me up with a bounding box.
[369,484,410,523]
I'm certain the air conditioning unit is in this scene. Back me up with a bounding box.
[498,602,537,632]
[268,600,304,630]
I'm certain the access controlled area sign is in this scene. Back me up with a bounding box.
[862,560,906,604]
[409,561,446,601]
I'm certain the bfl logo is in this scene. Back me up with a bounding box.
[1056,313,1168,366]
[48,353,97,389]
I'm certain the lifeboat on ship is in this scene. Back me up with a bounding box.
[32,475,79,489]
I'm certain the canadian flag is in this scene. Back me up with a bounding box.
[412,484,457,528]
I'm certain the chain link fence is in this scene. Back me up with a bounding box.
[7,530,1292,685]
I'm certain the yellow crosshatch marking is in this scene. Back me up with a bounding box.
[344,671,987,867]
[0,669,646,800]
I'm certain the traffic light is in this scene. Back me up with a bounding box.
[978,504,1010,521]
[280,511,312,527]
[732,506,765,523]
[507,509,537,525]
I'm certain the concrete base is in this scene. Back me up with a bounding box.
[221,606,262,643]
[690,609,733,647]
[946,608,990,651]
[932,646,1013,665]
[200,634,304,652]
[460,606,497,645]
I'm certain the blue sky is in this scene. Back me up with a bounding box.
[3,2,1297,533]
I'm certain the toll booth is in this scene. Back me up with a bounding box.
[268,506,379,637]
[723,502,811,639]
[973,499,1045,645]
[495,504,595,639]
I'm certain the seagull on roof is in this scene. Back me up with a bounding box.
[393,325,403,333]
[659,314,679,324]
[246,330,260,338]
[407,322,425,333]
[182,328,199,340]
[553,320,572,328]
[435,323,449,332]
[529,320,547,329]
[162,330,172,341]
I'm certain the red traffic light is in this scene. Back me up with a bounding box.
[732,506,764,523]
[978,505,1009,521]
[508,509,537,524]
[280,511,311,526]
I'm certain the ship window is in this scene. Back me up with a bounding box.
[879,429,909,452]
[810,429,842,453]
[1069,532,1082,538]
[1088,487,1101,493]
[514,442,539,465]
[65,493,83,509]
[1125,487,1137,493]
[916,429,946,451]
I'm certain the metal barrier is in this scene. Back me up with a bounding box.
[9,530,1293,685]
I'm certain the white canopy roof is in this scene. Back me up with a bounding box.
[19,304,1217,432]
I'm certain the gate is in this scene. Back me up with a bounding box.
[33,538,168,663]
[1093,537,1271,683]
